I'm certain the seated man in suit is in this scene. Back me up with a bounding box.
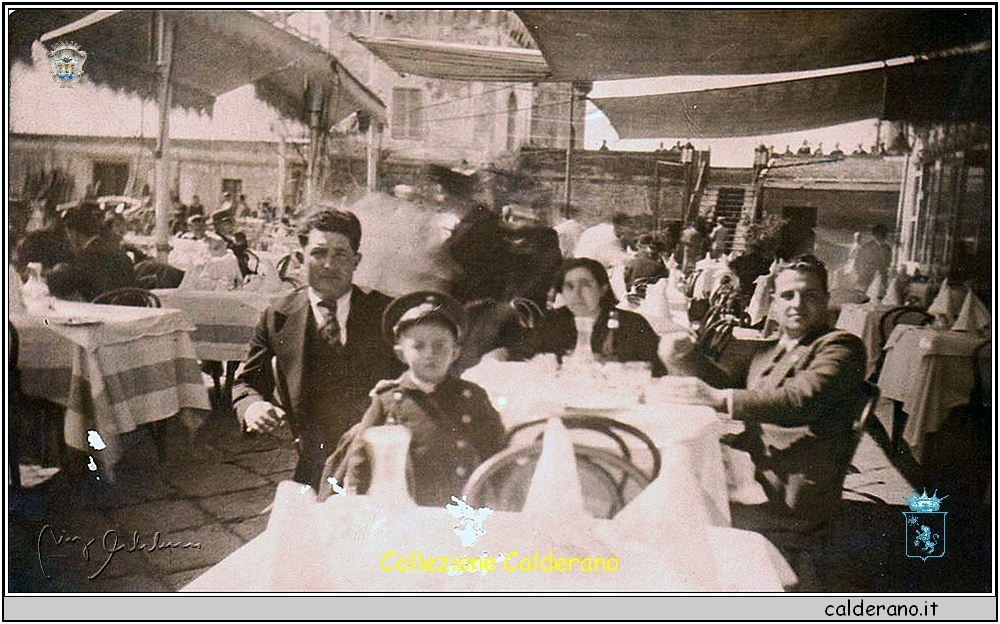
[232,209,404,488]
[658,256,867,575]
[47,202,136,302]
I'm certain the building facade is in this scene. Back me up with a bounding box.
[895,123,991,303]
[9,133,308,213]
[272,9,583,167]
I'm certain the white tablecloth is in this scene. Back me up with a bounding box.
[877,325,987,461]
[185,448,793,592]
[462,359,735,525]
[836,303,893,377]
[11,300,210,469]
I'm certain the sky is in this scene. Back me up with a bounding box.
[10,31,880,169]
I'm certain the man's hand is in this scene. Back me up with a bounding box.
[655,375,728,413]
[244,401,286,434]
[658,331,698,364]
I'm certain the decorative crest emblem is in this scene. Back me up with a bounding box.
[47,41,87,87]
[902,488,947,561]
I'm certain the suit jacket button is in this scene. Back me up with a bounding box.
[455,439,468,449]
[393,391,403,401]
[455,466,468,477]
[462,389,473,398]
[461,414,472,424]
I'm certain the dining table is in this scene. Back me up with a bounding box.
[835,302,894,378]
[151,287,289,362]
[184,357,796,592]
[11,298,211,478]
[876,324,989,463]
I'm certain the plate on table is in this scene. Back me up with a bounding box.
[48,316,103,326]
[563,406,631,416]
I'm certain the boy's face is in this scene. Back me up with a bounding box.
[394,321,459,385]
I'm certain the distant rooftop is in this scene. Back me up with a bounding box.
[761,153,904,191]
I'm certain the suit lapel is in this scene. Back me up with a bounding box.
[769,342,806,385]
[274,290,311,415]
[344,285,365,352]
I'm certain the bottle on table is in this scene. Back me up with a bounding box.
[22,262,53,315]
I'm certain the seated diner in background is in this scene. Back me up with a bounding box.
[525,257,665,375]
[47,202,136,302]
[657,255,867,581]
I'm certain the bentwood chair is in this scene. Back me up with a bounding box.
[91,287,161,307]
[462,415,661,519]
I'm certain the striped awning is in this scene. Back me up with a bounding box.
[350,33,551,82]
[17,9,385,125]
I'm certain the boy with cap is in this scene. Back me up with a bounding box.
[319,290,505,506]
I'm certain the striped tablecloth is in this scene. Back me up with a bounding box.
[11,300,210,467]
[153,288,288,362]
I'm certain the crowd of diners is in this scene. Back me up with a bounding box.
[10,191,876,591]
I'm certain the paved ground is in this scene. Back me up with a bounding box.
[7,398,992,593]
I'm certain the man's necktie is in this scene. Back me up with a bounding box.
[318,300,343,349]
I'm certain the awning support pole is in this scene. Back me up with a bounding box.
[562,83,575,218]
[153,11,175,260]
[366,121,379,193]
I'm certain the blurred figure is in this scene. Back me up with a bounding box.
[211,210,237,239]
[853,224,893,292]
[178,232,243,291]
[236,194,254,218]
[180,214,208,240]
[218,192,233,216]
[624,233,668,297]
[187,194,206,217]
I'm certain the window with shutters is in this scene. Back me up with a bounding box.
[392,88,423,140]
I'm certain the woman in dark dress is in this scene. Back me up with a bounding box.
[530,257,665,376]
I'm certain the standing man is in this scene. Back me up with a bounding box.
[852,224,893,292]
[658,256,868,581]
[232,210,404,488]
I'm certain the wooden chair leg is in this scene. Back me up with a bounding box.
[148,420,170,463]
[890,400,907,457]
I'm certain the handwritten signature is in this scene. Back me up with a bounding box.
[37,525,201,580]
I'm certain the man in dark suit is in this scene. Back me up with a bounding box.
[232,210,404,488]
[48,202,136,302]
[658,256,867,545]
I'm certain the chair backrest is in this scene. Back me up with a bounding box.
[462,415,661,519]
[244,249,260,275]
[91,287,161,307]
[276,252,302,287]
[501,414,662,483]
[879,305,933,343]
[461,443,652,520]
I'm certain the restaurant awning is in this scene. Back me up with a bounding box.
[350,33,551,82]
[17,9,385,125]
[593,70,885,139]
[515,9,991,81]
[592,48,991,139]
